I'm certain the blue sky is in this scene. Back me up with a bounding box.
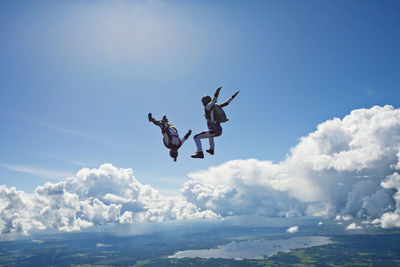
[1,0,400,195]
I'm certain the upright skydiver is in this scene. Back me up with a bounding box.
[148,113,192,162]
[191,86,239,159]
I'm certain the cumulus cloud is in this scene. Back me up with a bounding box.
[346,223,362,230]
[0,164,217,234]
[2,105,400,234]
[182,105,400,227]
[335,215,353,221]
[374,173,400,228]
[286,226,299,233]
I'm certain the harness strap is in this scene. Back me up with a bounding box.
[162,122,181,149]
[205,106,213,122]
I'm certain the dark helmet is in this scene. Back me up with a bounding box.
[170,149,178,162]
[202,95,211,106]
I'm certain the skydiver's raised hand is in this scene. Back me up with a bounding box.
[232,90,240,99]
[214,86,222,97]
[148,113,153,122]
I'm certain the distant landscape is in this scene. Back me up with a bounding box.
[1,220,400,266]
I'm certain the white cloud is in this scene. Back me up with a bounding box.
[0,164,218,234]
[182,161,307,218]
[0,186,44,234]
[182,105,400,227]
[96,243,112,248]
[346,223,362,230]
[335,215,353,221]
[371,172,400,228]
[378,213,400,228]
[3,105,400,234]
[286,226,299,233]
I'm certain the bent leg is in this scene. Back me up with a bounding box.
[208,124,222,150]
[194,130,216,152]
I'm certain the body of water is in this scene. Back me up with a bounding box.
[169,236,332,260]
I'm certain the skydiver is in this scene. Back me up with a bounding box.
[148,113,191,162]
[191,86,239,159]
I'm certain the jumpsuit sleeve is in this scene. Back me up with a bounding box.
[206,88,220,111]
[179,135,188,147]
[150,118,162,126]
[219,96,234,108]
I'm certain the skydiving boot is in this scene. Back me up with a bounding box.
[191,152,204,159]
[206,149,214,155]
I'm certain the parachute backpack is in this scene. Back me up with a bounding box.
[212,104,229,124]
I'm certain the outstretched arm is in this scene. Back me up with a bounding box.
[148,113,161,126]
[206,86,222,111]
[220,90,239,107]
[179,130,192,147]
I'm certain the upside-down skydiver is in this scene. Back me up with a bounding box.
[148,113,191,162]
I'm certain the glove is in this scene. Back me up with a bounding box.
[148,113,152,122]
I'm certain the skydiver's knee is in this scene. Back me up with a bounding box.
[215,126,223,136]
[194,131,206,139]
